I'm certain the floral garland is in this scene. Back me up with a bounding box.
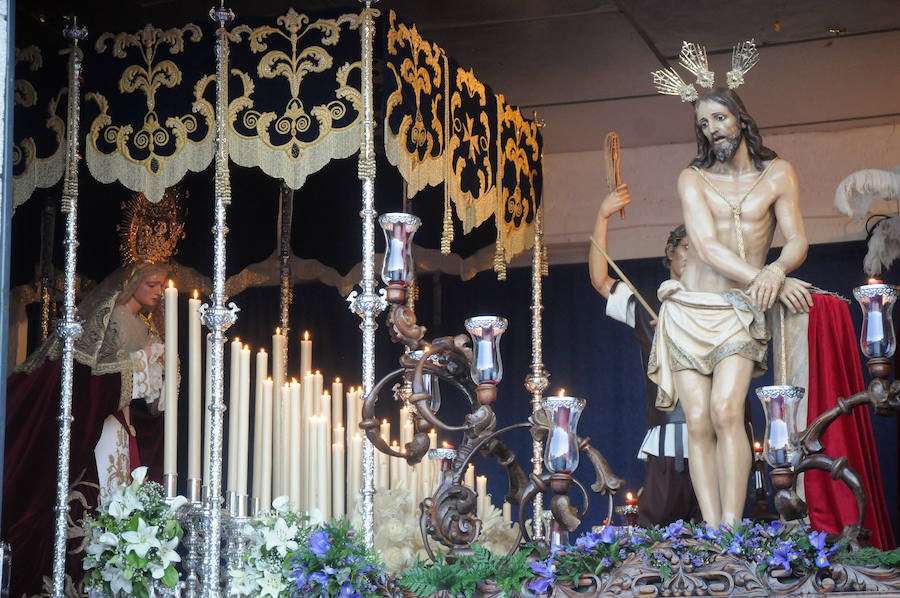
[82,467,186,597]
[230,496,385,597]
[528,519,845,593]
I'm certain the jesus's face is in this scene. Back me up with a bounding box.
[695,99,742,163]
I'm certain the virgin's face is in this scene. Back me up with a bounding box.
[132,274,166,311]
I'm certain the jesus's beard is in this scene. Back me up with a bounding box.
[713,130,742,163]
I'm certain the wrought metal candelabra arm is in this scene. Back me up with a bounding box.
[772,366,900,548]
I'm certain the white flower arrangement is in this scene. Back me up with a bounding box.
[228,496,308,597]
[83,466,186,597]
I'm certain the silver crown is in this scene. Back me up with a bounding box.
[652,39,759,101]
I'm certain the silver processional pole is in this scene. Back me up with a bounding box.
[199,2,239,596]
[51,17,87,598]
[347,0,385,549]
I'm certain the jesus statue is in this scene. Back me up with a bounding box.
[649,86,813,527]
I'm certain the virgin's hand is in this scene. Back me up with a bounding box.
[746,268,782,311]
[778,277,813,314]
[599,184,630,219]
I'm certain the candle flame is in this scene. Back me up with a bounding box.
[315,370,320,375]
[168,279,174,288]
[335,377,341,383]
[383,419,388,424]
[753,441,762,451]
[244,344,249,350]
[193,289,198,299]
[869,278,883,284]
[266,376,272,382]
[259,348,266,354]
[234,337,239,343]
[276,327,281,335]
[558,388,566,396]
[291,377,298,383]
[626,492,634,501]
[323,391,330,397]
[424,345,431,353]
[304,330,309,340]
[442,441,450,448]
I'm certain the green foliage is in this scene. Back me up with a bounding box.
[398,544,536,598]
[834,546,900,568]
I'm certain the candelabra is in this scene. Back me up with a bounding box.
[359,212,625,559]
[766,281,899,548]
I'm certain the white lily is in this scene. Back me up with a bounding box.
[271,495,291,513]
[167,494,189,514]
[263,517,299,558]
[257,569,287,598]
[101,561,132,595]
[130,465,149,487]
[157,534,181,569]
[107,489,142,520]
[121,517,162,559]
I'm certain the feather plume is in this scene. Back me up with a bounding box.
[834,167,900,221]
[864,216,900,276]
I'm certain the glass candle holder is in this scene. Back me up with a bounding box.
[853,281,899,359]
[542,395,586,474]
[464,316,508,385]
[379,212,421,286]
[408,349,442,411]
[755,385,805,468]
[428,447,457,485]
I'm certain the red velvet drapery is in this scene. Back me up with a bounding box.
[805,294,895,549]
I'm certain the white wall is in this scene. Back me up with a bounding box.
[539,123,900,264]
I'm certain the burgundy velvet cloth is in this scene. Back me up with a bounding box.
[804,294,895,549]
[3,359,122,596]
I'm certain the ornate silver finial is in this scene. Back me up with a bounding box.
[727,39,760,89]
[651,67,698,103]
[62,16,87,44]
[209,1,235,26]
[679,41,714,88]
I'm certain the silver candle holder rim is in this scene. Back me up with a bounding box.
[464,315,509,333]
[542,395,587,411]
[755,385,806,401]
[428,447,457,460]
[853,283,900,300]
[379,212,422,230]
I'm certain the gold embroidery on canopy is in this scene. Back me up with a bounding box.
[448,67,497,235]
[85,24,212,201]
[497,101,539,268]
[227,8,364,189]
[12,46,65,210]
[384,9,445,196]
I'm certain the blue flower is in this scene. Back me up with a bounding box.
[663,520,686,540]
[767,541,800,573]
[693,526,718,541]
[629,532,645,546]
[309,571,329,587]
[339,582,361,598]
[310,529,331,558]
[528,559,556,594]
[765,520,783,536]
[600,556,612,568]
[575,532,601,552]
[600,526,617,544]
[726,533,746,555]
[290,564,308,587]
[808,530,827,552]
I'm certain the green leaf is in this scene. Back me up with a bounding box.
[162,565,179,587]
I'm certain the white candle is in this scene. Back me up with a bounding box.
[260,378,273,510]
[301,373,314,509]
[428,429,437,450]
[476,475,488,517]
[317,417,329,519]
[350,432,362,512]
[227,337,242,493]
[300,331,312,380]
[188,292,202,481]
[237,345,251,496]
[409,468,419,507]
[332,440,345,519]
[332,378,343,432]
[271,329,285,498]
[203,333,213,486]
[252,349,268,501]
[377,445,389,492]
[380,419,391,445]
[163,281,178,477]
[313,371,324,417]
[280,383,291,501]
[502,502,511,524]
[465,464,475,490]
[320,392,332,515]
[390,442,402,490]
[290,380,302,511]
